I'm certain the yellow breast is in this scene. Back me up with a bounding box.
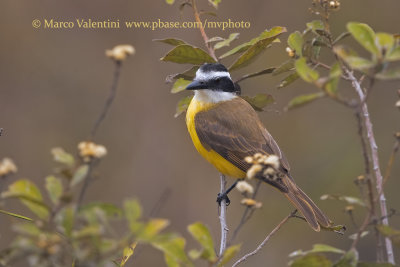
[186,97,246,178]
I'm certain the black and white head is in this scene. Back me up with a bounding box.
[186,63,239,103]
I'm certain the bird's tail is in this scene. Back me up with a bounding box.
[282,176,332,232]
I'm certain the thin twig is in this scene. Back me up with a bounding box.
[350,179,375,250]
[232,210,296,267]
[229,180,262,244]
[346,69,395,264]
[90,61,122,139]
[191,0,218,61]
[355,110,371,175]
[149,188,171,217]
[76,161,95,210]
[383,137,400,186]
[219,173,228,257]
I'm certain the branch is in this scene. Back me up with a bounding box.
[76,161,95,210]
[232,210,296,267]
[191,0,218,61]
[218,173,228,257]
[229,180,262,244]
[90,61,122,139]
[346,69,395,264]
[383,134,400,186]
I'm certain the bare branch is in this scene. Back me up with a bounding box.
[218,173,228,257]
[232,210,296,267]
[346,69,395,264]
[190,0,218,61]
[76,161,96,210]
[90,61,122,139]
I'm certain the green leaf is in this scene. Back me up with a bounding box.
[188,249,202,260]
[207,36,225,43]
[175,95,193,118]
[208,0,221,9]
[357,262,396,267]
[60,206,74,237]
[124,199,142,230]
[80,202,122,218]
[288,31,304,56]
[334,32,351,44]
[330,62,343,78]
[167,66,199,82]
[51,147,75,167]
[188,222,217,262]
[12,222,40,235]
[376,32,395,55]
[214,33,240,50]
[386,46,400,61]
[290,254,332,267]
[241,94,274,111]
[308,36,325,59]
[277,72,299,88]
[272,59,295,76]
[289,244,345,258]
[72,225,101,239]
[217,244,241,266]
[220,26,286,59]
[343,57,375,71]
[236,67,275,83]
[1,179,49,220]
[161,45,216,64]
[45,175,63,205]
[153,38,186,46]
[333,249,358,267]
[325,62,342,95]
[152,236,193,267]
[320,194,366,206]
[165,0,175,4]
[376,225,400,247]
[375,68,400,80]
[164,253,180,267]
[295,57,319,82]
[0,209,32,221]
[120,242,137,267]
[229,27,287,71]
[306,20,325,31]
[171,78,192,93]
[137,219,170,241]
[347,22,379,55]
[287,92,324,110]
[70,164,89,187]
[334,46,375,71]
[321,224,347,235]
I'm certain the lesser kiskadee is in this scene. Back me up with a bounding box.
[185,63,332,231]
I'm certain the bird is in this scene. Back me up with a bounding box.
[185,63,332,231]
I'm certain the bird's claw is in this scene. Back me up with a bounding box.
[216,192,231,206]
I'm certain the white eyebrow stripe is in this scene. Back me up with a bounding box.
[195,70,231,81]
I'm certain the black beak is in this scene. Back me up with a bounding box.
[186,80,207,90]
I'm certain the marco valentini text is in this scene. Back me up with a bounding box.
[43,19,121,29]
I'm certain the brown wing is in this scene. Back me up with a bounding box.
[194,97,290,173]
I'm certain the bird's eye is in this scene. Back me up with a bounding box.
[215,78,221,83]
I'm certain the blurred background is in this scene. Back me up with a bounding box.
[1,0,399,266]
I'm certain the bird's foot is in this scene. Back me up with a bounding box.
[216,192,231,206]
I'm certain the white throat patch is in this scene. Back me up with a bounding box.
[194,89,237,103]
